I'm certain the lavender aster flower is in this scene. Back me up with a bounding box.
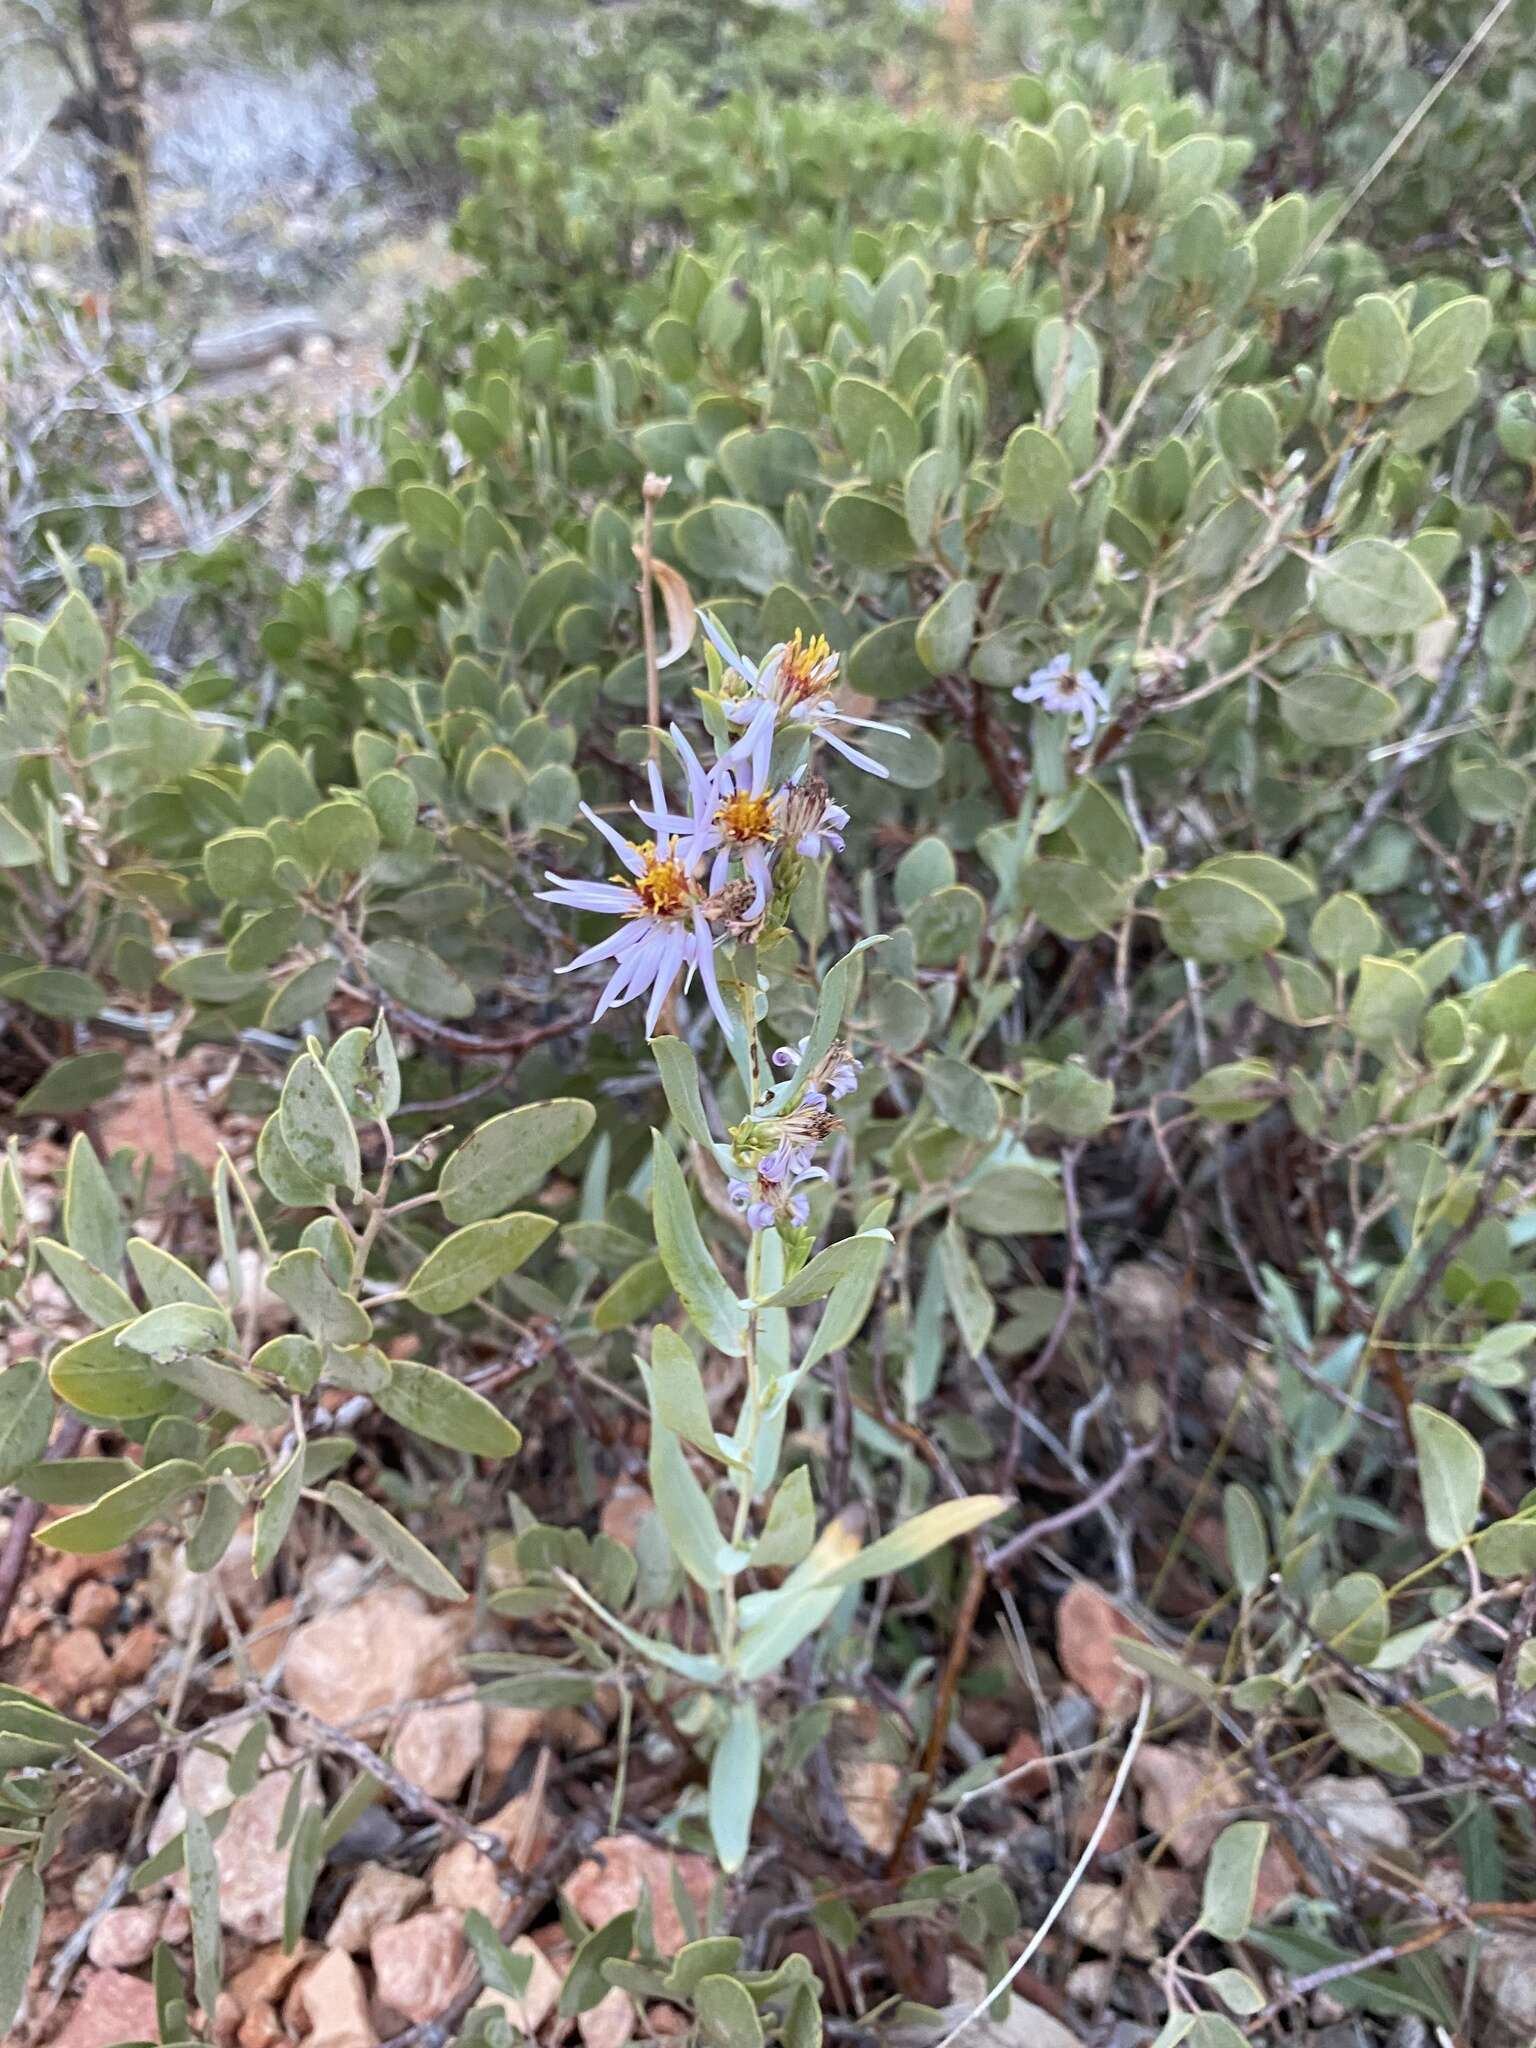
[536,804,732,1039]
[728,1160,828,1231]
[1012,654,1111,749]
[635,718,781,917]
[698,612,905,779]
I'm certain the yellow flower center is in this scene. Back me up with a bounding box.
[778,630,833,705]
[715,789,775,843]
[624,842,692,919]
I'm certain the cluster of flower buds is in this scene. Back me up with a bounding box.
[726,1038,862,1233]
[539,616,899,1039]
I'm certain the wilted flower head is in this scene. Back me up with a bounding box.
[537,803,732,1038]
[1013,653,1111,748]
[772,1035,861,1109]
[698,611,906,778]
[776,773,848,859]
[728,1158,828,1232]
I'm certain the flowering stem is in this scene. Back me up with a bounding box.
[721,1014,767,1674]
[637,472,667,760]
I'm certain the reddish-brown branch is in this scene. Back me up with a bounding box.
[884,1545,989,1878]
[0,1414,88,1648]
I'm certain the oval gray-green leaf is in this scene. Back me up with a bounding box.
[404,1214,557,1313]
[1313,539,1446,637]
[279,1051,361,1197]
[377,1360,522,1459]
[37,1458,206,1554]
[437,1100,595,1223]
[0,1361,52,1488]
[1160,876,1284,963]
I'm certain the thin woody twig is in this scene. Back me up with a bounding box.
[984,1435,1161,1574]
[0,1412,87,1647]
[270,1696,506,1861]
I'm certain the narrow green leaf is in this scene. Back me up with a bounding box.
[464,1911,534,1999]
[153,1352,288,1429]
[818,1495,1007,1591]
[48,1324,174,1420]
[119,1303,231,1362]
[323,1482,467,1602]
[0,1864,44,2036]
[1205,1970,1265,2016]
[649,1036,718,1150]
[939,1220,994,1360]
[649,1327,719,1460]
[560,1910,637,2015]
[62,1133,125,1276]
[1324,1692,1423,1777]
[13,1456,136,1506]
[649,1421,724,1592]
[1222,1484,1269,1597]
[252,1441,306,1576]
[750,1467,815,1570]
[267,1249,371,1346]
[650,1133,745,1356]
[759,1230,892,1309]
[16,1052,124,1115]
[319,1769,384,1855]
[1410,1402,1484,1551]
[1198,1820,1269,1941]
[127,1239,224,1313]
[184,1806,224,2019]
[282,1805,325,1954]
[708,1701,762,1875]
[186,1479,243,1573]
[794,937,885,1088]
[0,1362,52,1488]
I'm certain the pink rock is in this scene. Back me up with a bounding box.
[370,1910,467,2026]
[431,1785,553,1920]
[599,1482,653,1552]
[564,1836,714,1957]
[283,1591,466,1729]
[229,1945,315,2016]
[1055,1583,1145,1719]
[50,1969,160,2048]
[147,1717,316,1942]
[50,1627,110,1698]
[483,1705,543,1781]
[299,1949,378,2048]
[579,1985,634,2048]
[472,1939,563,2037]
[429,1839,504,1922]
[392,1699,484,1800]
[324,1864,427,1955]
[1133,1743,1291,1914]
[86,1904,164,1970]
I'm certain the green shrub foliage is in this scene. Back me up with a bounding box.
[4,29,1536,2046]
